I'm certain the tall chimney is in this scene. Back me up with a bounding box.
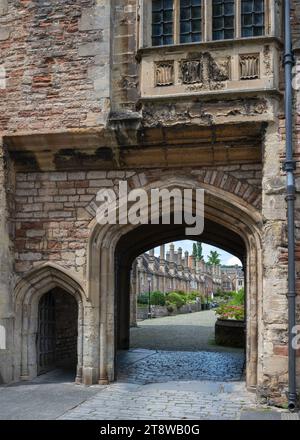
[169,243,174,262]
[148,248,155,271]
[159,244,165,272]
[184,251,189,269]
[169,243,175,274]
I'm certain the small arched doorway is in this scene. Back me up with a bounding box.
[37,288,78,376]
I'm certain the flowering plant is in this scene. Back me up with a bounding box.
[215,304,245,321]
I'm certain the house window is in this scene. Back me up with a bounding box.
[241,0,264,37]
[180,0,202,44]
[212,0,235,41]
[152,0,174,46]
[149,0,268,47]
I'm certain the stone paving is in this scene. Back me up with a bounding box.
[117,349,245,384]
[58,380,259,420]
[1,311,298,420]
[0,369,99,420]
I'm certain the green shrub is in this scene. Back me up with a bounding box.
[150,291,166,306]
[137,293,148,305]
[186,291,201,302]
[230,288,245,306]
[166,304,175,313]
[166,292,186,309]
[214,288,223,297]
[137,291,166,306]
[174,290,186,297]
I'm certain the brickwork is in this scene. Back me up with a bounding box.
[0,0,111,133]
[13,167,261,278]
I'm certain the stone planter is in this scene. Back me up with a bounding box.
[215,318,245,348]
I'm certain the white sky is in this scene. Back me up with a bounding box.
[153,240,242,266]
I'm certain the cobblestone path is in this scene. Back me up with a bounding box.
[117,349,245,384]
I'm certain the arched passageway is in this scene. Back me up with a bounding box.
[88,178,262,390]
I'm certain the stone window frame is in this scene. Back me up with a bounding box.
[139,0,274,48]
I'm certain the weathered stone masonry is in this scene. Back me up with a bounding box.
[0,0,299,403]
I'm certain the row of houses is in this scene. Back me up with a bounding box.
[131,243,244,300]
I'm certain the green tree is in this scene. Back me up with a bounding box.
[193,241,204,261]
[192,243,197,259]
[196,242,204,261]
[208,250,221,265]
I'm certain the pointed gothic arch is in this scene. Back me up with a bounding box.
[86,176,263,390]
[14,263,87,382]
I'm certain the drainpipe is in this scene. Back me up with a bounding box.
[283,0,297,411]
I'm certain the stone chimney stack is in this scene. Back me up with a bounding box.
[148,248,155,271]
[184,251,189,269]
[190,255,196,274]
[177,247,183,275]
[159,244,165,272]
[169,243,175,274]
[177,247,183,265]
[169,243,174,263]
[196,258,201,275]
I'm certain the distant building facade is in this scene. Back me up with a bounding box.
[221,266,245,292]
[131,243,244,296]
[133,243,221,297]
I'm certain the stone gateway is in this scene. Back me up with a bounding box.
[0,0,299,406]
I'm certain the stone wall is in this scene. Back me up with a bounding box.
[0,0,111,133]
[137,302,203,321]
[0,139,14,384]
[292,0,300,399]
[13,167,262,279]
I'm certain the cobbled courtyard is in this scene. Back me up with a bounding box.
[0,311,296,420]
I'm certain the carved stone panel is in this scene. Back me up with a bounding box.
[155,61,174,87]
[181,60,202,84]
[180,52,231,90]
[239,54,260,80]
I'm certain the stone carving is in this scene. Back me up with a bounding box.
[155,62,174,86]
[181,60,202,84]
[239,54,260,80]
[263,45,271,76]
[180,52,230,89]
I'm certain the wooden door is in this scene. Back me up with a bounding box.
[37,292,56,375]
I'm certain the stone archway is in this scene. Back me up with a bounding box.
[87,177,262,390]
[14,263,86,383]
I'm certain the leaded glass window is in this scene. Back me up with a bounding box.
[180,0,202,44]
[241,0,264,37]
[152,0,174,46]
[212,0,235,41]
